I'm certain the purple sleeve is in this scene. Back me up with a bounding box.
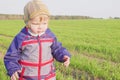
[4,35,23,77]
[51,37,71,62]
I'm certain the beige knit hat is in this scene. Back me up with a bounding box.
[24,0,50,24]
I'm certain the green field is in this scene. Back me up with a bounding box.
[0,19,120,80]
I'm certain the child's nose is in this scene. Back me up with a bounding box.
[38,24,44,29]
[38,25,42,29]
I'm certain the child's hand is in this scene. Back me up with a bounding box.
[11,70,21,80]
[63,55,70,67]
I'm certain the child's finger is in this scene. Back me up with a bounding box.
[64,62,69,67]
[11,74,16,80]
[64,60,70,67]
[14,72,19,79]
[11,71,20,80]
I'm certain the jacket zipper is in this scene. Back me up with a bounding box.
[38,36,41,80]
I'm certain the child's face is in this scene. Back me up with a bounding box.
[29,15,49,34]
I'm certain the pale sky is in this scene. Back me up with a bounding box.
[0,0,120,18]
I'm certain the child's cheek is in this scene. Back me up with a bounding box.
[40,24,48,31]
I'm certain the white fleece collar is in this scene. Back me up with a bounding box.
[28,29,45,37]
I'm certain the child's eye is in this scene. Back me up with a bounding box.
[32,23,40,25]
[41,22,47,25]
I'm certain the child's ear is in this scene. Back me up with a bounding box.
[26,21,32,28]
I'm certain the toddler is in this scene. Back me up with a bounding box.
[4,0,71,80]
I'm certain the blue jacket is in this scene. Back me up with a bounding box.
[4,27,71,79]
